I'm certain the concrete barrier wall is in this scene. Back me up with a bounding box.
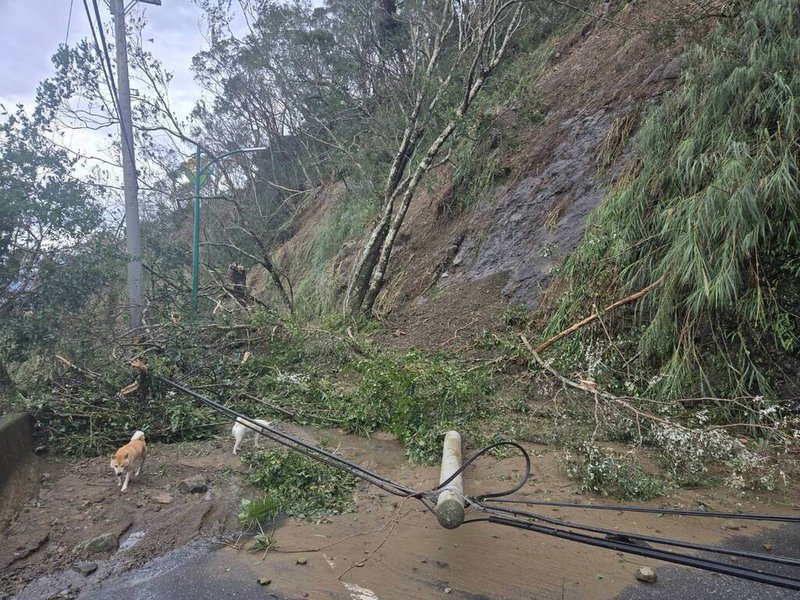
[0,412,33,490]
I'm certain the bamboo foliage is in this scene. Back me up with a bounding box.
[544,0,800,399]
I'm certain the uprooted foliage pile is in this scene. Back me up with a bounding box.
[1,308,493,465]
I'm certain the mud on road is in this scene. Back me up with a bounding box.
[2,425,799,600]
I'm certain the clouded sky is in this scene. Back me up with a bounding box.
[0,0,206,116]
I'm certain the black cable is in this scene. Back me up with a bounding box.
[91,0,137,164]
[429,440,531,500]
[81,0,120,122]
[65,0,75,45]
[479,502,800,567]
[91,0,121,107]
[487,515,800,591]
[159,376,420,498]
[160,375,800,590]
[483,498,800,523]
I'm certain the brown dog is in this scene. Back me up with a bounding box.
[110,430,146,492]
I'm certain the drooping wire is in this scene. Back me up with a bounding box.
[428,440,531,499]
[90,0,137,164]
[158,376,423,501]
[486,515,800,591]
[482,498,800,523]
[160,375,800,590]
[477,502,800,568]
[81,0,121,124]
[65,0,76,45]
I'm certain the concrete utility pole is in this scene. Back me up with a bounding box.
[110,0,160,332]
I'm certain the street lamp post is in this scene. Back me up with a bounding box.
[192,143,269,310]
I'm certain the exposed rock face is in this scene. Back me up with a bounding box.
[457,109,618,308]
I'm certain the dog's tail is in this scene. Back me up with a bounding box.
[130,430,145,442]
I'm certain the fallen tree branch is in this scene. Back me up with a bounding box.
[55,355,101,380]
[534,276,664,354]
[520,334,683,431]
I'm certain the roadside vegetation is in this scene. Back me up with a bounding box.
[1,0,797,511]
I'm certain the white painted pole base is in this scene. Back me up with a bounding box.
[436,430,465,529]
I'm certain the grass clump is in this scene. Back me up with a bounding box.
[238,496,280,527]
[242,449,357,520]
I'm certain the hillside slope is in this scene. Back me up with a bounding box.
[305,2,689,349]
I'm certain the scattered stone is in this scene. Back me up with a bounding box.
[154,492,174,504]
[763,543,773,552]
[635,566,657,583]
[74,532,118,555]
[444,587,452,594]
[722,521,741,531]
[296,557,308,565]
[79,500,91,509]
[73,562,98,576]
[258,578,272,586]
[178,476,208,494]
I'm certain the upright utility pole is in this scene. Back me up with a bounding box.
[110,0,160,332]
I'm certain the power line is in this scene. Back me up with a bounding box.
[486,515,800,591]
[81,0,121,122]
[158,376,426,502]
[65,0,75,45]
[160,375,800,591]
[478,502,800,567]
[91,0,121,106]
[482,498,800,523]
[90,0,137,163]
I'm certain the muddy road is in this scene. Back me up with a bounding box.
[2,425,799,599]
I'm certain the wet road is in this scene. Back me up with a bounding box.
[71,524,800,600]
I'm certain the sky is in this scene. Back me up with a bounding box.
[0,0,212,175]
[0,0,206,117]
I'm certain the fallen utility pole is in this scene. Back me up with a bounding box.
[436,430,465,529]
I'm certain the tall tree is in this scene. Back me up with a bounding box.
[344,0,526,315]
[0,107,111,385]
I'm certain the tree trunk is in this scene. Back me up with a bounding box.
[361,120,458,313]
[344,3,523,316]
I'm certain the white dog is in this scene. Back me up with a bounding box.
[232,417,273,455]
